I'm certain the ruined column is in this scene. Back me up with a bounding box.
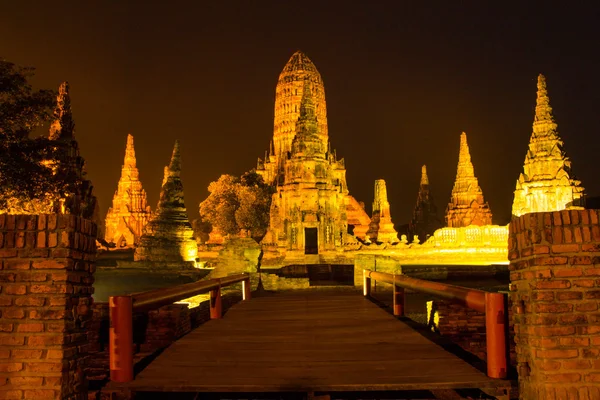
[0,214,97,400]
[509,210,600,399]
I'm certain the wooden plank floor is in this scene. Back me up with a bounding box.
[119,291,508,393]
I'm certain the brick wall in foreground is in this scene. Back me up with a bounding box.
[509,210,600,400]
[0,214,97,400]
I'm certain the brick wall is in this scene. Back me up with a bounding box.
[427,299,516,366]
[0,214,97,400]
[509,210,600,399]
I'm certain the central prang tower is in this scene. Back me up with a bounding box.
[259,51,370,263]
[258,51,329,184]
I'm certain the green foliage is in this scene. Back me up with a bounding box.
[199,171,274,238]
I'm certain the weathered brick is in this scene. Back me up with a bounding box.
[0,362,23,372]
[545,372,581,382]
[2,309,25,319]
[552,244,581,253]
[16,323,44,333]
[573,279,596,288]
[11,349,43,359]
[559,314,587,324]
[0,390,23,399]
[3,260,30,270]
[560,337,590,346]
[562,360,592,370]
[24,362,64,372]
[24,389,57,399]
[534,280,571,290]
[557,291,583,301]
[553,267,583,277]
[535,303,573,313]
[5,285,27,295]
[14,297,45,307]
[536,348,579,359]
[9,376,43,386]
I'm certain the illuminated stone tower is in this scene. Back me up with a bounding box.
[262,80,350,258]
[258,50,328,184]
[104,134,152,247]
[512,74,585,217]
[446,132,493,227]
[134,141,197,264]
[409,165,443,242]
[367,180,399,243]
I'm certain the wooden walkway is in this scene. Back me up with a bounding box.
[117,291,509,394]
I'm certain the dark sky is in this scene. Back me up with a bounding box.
[2,2,599,226]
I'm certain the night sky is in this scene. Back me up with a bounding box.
[2,2,599,226]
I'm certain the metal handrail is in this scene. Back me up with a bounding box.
[363,269,508,380]
[109,273,252,383]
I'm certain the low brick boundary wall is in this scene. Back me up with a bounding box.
[0,214,97,400]
[510,210,600,399]
[427,299,516,366]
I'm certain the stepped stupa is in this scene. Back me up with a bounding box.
[512,74,585,216]
[445,132,493,227]
[134,141,197,264]
[366,179,399,243]
[104,134,152,247]
[408,165,443,242]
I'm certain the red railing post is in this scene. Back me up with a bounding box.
[393,281,405,317]
[485,292,507,379]
[363,270,371,297]
[210,281,222,319]
[242,276,251,301]
[109,295,134,383]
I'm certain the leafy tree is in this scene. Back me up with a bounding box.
[199,171,274,238]
[0,59,95,216]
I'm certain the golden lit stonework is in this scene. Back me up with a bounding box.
[134,141,197,264]
[257,50,329,184]
[259,52,369,264]
[104,134,152,247]
[366,179,398,243]
[262,81,350,259]
[512,74,585,217]
[445,132,493,227]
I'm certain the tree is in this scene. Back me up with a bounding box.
[0,59,95,216]
[199,171,274,238]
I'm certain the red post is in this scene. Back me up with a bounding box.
[363,271,371,297]
[393,284,405,317]
[242,277,251,301]
[210,284,222,319]
[485,292,507,379]
[109,295,134,383]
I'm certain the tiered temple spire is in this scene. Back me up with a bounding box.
[134,141,198,264]
[49,82,75,142]
[409,165,443,242]
[445,132,493,227]
[367,179,398,243]
[104,134,152,247]
[512,74,585,217]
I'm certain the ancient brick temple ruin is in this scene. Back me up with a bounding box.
[104,134,151,248]
[258,51,369,262]
[366,179,399,244]
[134,141,197,265]
[408,165,444,243]
[512,74,585,217]
[445,132,493,228]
